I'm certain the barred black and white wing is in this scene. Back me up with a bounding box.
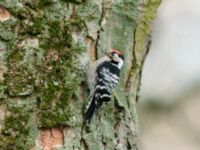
[85,61,120,122]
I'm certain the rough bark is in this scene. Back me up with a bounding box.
[0,0,160,149]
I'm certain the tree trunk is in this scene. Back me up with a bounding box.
[0,0,160,149]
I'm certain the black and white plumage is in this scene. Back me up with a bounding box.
[85,49,124,122]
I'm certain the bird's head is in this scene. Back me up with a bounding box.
[107,49,124,69]
[109,49,124,63]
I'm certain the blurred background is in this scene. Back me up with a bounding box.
[139,0,200,149]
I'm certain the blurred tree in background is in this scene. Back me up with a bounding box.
[139,0,200,149]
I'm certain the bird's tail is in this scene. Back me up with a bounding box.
[84,96,96,123]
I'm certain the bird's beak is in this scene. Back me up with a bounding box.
[107,52,112,59]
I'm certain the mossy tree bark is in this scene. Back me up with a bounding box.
[0,0,160,149]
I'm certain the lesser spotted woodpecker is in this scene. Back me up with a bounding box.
[85,49,124,122]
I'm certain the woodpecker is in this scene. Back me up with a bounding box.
[85,49,124,123]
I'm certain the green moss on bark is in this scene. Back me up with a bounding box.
[37,43,84,127]
[0,97,37,150]
[0,0,86,148]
